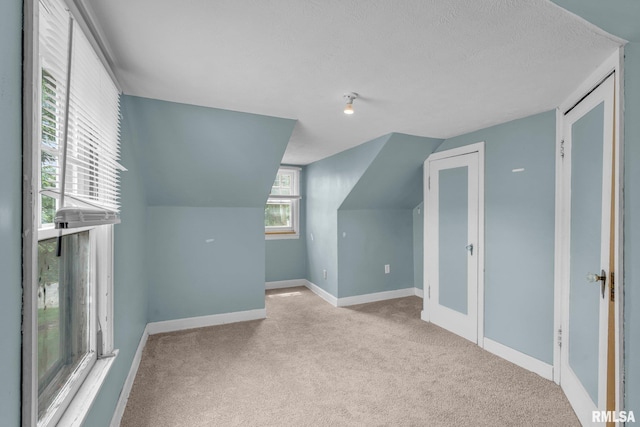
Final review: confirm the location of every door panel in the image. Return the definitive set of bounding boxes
[438,167,469,315]
[561,75,614,426]
[568,102,605,404]
[426,151,480,344]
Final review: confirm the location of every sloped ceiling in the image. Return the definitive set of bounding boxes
[340,134,443,210]
[86,0,622,165]
[122,95,296,207]
[306,134,389,210]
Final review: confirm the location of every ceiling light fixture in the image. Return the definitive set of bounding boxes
[343,92,358,115]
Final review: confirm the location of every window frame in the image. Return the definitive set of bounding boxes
[36,228,94,420]
[265,166,301,240]
[35,225,115,427]
[22,1,118,426]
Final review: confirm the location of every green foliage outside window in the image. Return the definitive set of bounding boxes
[265,203,291,227]
[41,70,58,225]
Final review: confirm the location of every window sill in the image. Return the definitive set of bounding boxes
[56,350,119,427]
[265,232,300,240]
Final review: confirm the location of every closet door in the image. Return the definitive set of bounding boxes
[560,74,615,426]
[424,144,483,344]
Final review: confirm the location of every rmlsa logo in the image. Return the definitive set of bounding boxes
[592,411,635,423]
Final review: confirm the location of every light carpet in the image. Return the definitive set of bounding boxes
[120,287,579,426]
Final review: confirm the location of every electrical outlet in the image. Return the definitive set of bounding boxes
[323,269,327,279]
[384,264,390,274]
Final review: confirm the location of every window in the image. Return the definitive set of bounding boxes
[37,231,91,420]
[265,167,301,239]
[24,0,122,425]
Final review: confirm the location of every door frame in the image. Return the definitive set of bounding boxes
[554,47,624,418]
[422,141,485,347]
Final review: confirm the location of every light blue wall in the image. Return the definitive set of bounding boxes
[122,95,296,207]
[437,110,556,364]
[123,95,293,322]
[340,134,443,210]
[335,133,442,298]
[337,210,414,298]
[413,203,424,290]
[265,238,307,282]
[306,133,441,298]
[265,167,307,282]
[552,0,640,412]
[147,207,265,321]
[305,135,388,295]
[83,103,150,426]
[0,0,23,424]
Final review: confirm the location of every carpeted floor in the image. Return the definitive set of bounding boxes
[120,287,579,426]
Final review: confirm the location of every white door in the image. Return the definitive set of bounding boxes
[560,74,615,426]
[424,144,483,344]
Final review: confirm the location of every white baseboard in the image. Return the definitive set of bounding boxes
[302,281,423,308]
[146,308,267,335]
[337,287,416,307]
[304,280,338,307]
[110,326,149,427]
[483,337,553,381]
[265,279,308,290]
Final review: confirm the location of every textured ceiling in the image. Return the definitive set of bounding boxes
[84,0,622,165]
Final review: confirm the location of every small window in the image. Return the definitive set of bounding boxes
[265,167,300,239]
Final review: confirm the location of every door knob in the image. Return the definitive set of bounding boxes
[586,269,606,298]
[465,244,473,256]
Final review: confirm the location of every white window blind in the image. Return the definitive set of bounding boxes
[39,0,122,229]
